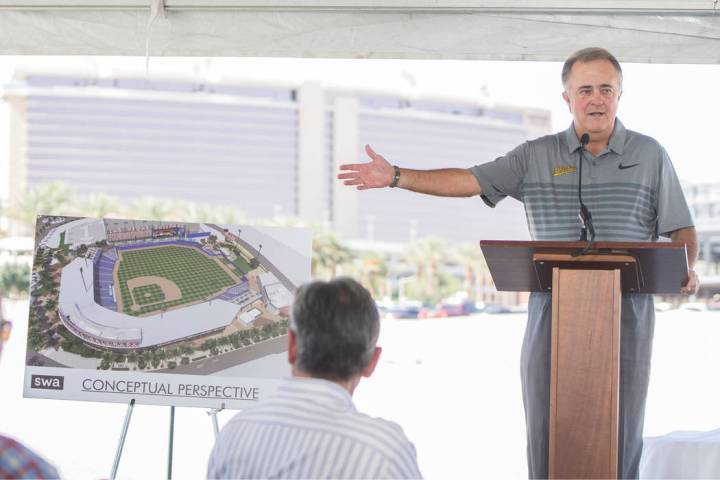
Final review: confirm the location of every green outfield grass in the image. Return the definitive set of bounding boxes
[117,245,235,316]
[132,284,166,306]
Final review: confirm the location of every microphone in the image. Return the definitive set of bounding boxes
[573,133,596,256]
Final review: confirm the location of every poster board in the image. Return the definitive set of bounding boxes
[23,215,311,409]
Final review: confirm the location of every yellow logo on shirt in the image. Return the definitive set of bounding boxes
[553,166,577,177]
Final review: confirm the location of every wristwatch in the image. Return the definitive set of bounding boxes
[389,165,401,188]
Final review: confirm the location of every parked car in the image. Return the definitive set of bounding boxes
[438,301,479,317]
[679,302,707,312]
[708,295,720,311]
[655,301,673,312]
[418,301,479,318]
[378,301,423,319]
[417,306,441,319]
[376,304,390,318]
[482,304,513,314]
[385,305,421,319]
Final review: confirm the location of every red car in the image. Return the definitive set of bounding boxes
[418,302,479,318]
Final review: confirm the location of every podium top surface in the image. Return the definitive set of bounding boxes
[479,240,688,294]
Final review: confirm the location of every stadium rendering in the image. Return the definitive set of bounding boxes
[46,217,295,351]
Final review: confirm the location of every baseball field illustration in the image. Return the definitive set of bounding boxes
[25,216,310,377]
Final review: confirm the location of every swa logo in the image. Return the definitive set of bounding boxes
[31,375,64,390]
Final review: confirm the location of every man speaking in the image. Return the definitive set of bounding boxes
[338,47,699,478]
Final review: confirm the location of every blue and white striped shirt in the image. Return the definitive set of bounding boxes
[207,377,422,479]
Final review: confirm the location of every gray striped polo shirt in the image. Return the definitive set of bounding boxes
[470,119,693,241]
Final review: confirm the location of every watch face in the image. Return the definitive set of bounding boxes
[390,166,401,187]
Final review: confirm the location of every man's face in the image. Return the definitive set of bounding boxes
[562,59,622,140]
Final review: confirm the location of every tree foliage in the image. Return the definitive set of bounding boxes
[0,263,31,299]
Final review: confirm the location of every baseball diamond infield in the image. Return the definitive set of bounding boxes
[128,276,183,307]
[132,284,166,305]
[114,245,239,316]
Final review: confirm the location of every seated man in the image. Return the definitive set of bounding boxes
[0,298,60,479]
[208,277,422,479]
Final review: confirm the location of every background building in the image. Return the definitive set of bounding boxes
[3,73,550,245]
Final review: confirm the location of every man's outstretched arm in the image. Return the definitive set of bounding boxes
[337,144,482,198]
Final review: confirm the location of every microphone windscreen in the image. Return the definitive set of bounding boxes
[580,133,590,146]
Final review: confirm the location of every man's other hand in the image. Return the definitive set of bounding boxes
[338,144,395,190]
[681,269,699,296]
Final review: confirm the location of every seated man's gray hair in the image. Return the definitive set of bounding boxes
[290,277,379,381]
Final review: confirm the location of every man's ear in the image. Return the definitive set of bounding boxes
[288,330,298,366]
[361,346,382,378]
[562,91,571,112]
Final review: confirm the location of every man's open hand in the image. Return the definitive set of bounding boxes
[337,145,395,190]
[681,269,699,296]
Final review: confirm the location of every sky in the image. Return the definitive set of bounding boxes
[1,55,720,203]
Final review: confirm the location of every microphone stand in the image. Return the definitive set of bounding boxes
[572,134,596,257]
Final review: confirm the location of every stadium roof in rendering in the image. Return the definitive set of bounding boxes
[41,217,107,250]
[58,258,240,349]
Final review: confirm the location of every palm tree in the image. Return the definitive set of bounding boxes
[100,351,113,369]
[4,182,75,231]
[157,348,167,366]
[127,351,138,364]
[127,197,179,221]
[180,343,195,357]
[349,250,388,300]
[0,263,31,299]
[27,325,46,351]
[207,205,248,225]
[137,352,148,369]
[77,192,122,218]
[311,228,354,279]
[404,237,448,303]
[150,350,161,369]
[453,243,489,302]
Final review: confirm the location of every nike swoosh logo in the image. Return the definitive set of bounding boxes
[618,163,640,170]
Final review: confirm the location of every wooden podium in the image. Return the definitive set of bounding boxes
[479,240,689,479]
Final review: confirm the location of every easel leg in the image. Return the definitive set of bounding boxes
[167,406,175,480]
[110,398,136,480]
[207,403,225,440]
[211,411,219,438]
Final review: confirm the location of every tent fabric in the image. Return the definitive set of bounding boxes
[0,3,719,61]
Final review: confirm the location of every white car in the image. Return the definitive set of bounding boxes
[654,302,673,312]
[679,302,707,312]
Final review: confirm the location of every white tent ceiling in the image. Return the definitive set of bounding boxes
[0,1,719,62]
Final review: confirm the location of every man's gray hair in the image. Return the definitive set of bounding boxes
[290,277,379,381]
[562,47,623,90]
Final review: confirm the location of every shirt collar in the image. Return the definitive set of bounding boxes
[608,119,627,154]
[564,118,627,155]
[278,376,355,411]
